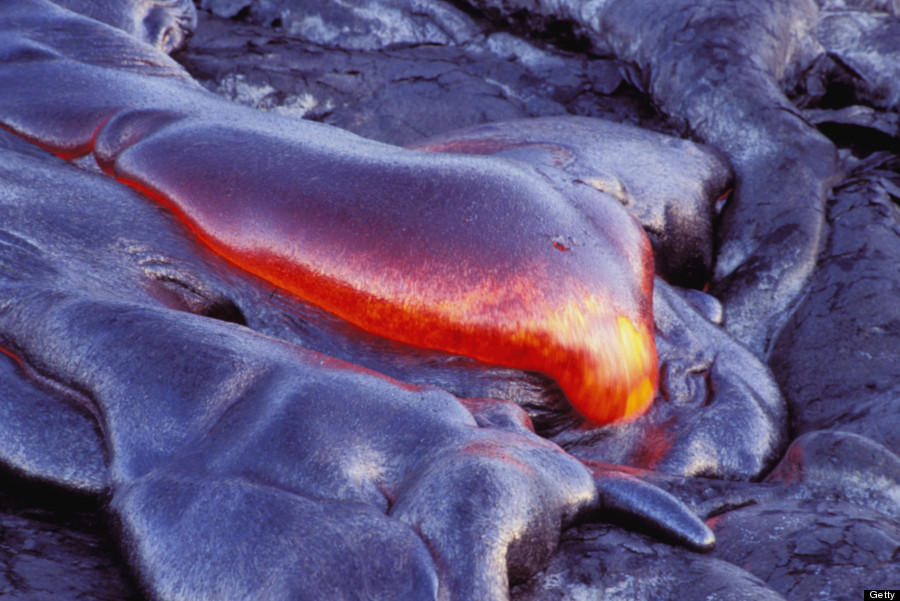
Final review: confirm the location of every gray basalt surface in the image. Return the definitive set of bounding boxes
[771,156,900,453]
[175,11,667,146]
[709,499,900,600]
[200,0,483,49]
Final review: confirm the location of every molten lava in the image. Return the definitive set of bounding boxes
[94,112,659,424]
[1,90,659,424]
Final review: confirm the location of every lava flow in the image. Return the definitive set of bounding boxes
[90,111,660,424]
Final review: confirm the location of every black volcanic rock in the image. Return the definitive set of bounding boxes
[709,499,900,599]
[200,0,483,49]
[771,156,900,454]
[0,471,142,601]
[174,11,671,147]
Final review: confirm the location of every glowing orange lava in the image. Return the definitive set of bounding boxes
[12,108,659,425]
[0,10,661,425]
[112,167,657,425]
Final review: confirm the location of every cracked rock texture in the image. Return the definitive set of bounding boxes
[513,524,789,601]
[771,157,900,454]
[708,499,900,599]
[175,11,671,147]
[200,0,483,49]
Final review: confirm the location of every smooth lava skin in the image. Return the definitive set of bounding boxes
[406,116,731,290]
[0,0,658,424]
